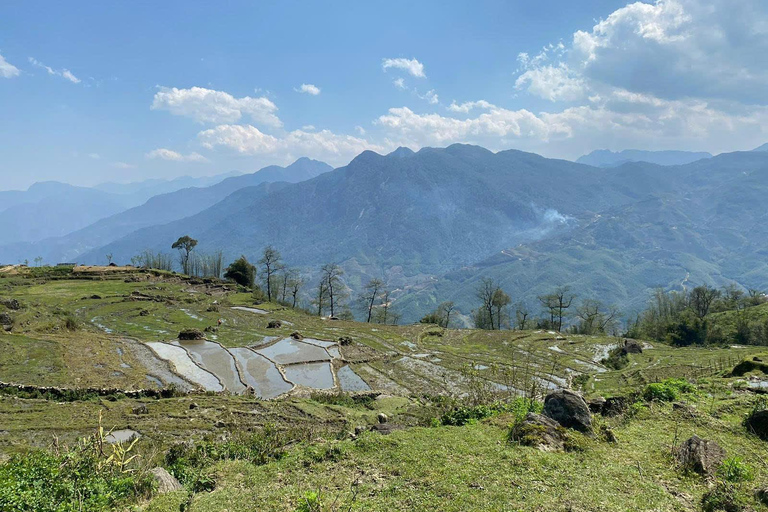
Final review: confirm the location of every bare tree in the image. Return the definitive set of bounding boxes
[289,273,305,309]
[539,286,575,332]
[476,278,497,330]
[439,301,455,328]
[313,279,329,316]
[514,302,530,330]
[258,246,284,302]
[359,278,384,323]
[320,263,346,317]
[575,299,620,334]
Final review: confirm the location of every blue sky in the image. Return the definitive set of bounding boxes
[1,0,767,190]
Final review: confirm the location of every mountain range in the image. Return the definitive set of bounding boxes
[2,144,768,325]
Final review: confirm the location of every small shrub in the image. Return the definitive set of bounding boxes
[717,457,754,483]
[164,423,290,491]
[701,482,749,512]
[601,346,629,370]
[643,378,695,402]
[294,491,322,512]
[439,398,542,427]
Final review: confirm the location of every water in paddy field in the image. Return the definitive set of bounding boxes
[300,338,338,348]
[337,365,371,392]
[230,347,293,398]
[174,340,246,393]
[283,362,335,389]
[256,338,331,364]
[146,342,223,392]
[105,429,140,444]
[231,306,268,315]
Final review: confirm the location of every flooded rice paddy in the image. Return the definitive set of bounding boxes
[146,336,370,398]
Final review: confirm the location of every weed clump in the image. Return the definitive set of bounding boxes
[702,482,749,512]
[164,424,291,492]
[0,414,151,512]
[643,378,696,402]
[438,398,542,427]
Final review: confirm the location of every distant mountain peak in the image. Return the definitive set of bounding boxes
[387,147,415,158]
[752,143,768,152]
[577,149,713,167]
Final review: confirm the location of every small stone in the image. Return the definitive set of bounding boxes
[132,404,148,415]
[267,320,282,329]
[150,467,183,494]
[214,420,226,428]
[377,413,388,424]
[189,402,198,410]
[290,331,303,340]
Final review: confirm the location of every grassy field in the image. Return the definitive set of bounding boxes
[1,266,767,511]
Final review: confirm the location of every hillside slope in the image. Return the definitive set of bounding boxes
[0,158,331,265]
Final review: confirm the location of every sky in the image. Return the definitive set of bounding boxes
[1,0,767,190]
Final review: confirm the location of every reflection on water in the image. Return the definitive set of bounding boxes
[230,347,293,399]
[284,362,335,389]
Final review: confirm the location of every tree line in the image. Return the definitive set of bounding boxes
[130,236,402,323]
[626,284,768,346]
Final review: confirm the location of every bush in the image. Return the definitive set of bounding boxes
[643,378,696,402]
[717,457,754,483]
[601,346,629,370]
[438,398,542,427]
[701,482,749,512]
[164,424,288,492]
[0,434,151,511]
[294,491,322,512]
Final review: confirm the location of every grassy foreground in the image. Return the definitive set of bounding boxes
[0,266,767,511]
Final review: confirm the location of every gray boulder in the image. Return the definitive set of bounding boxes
[745,410,768,440]
[509,413,566,451]
[675,435,725,475]
[150,467,183,494]
[543,389,592,433]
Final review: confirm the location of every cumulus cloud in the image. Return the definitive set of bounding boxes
[197,124,385,165]
[375,95,768,156]
[28,57,80,83]
[0,53,20,78]
[295,83,321,95]
[382,57,426,78]
[516,0,768,105]
[515,63,586,102]
[146,148,209,162]
[151,86,282,127]
[447,100,494,113]
[393,77,406,90]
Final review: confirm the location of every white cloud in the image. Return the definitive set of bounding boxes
[515,63,586,102]
[447,100,494,113]
[87,153,100,160]
[355,126,366,135]
[421,89,439,105]
[393,78,406,90]
[375,93,768,157]
[28,57,80,83]
[516,0,768,105]
[295,83,321,95]
[382,58,426,78]
[0,53,20,78]
[197,124,385,165]
[151,86,282,127]
[112,162,136,169]
[146,148,209,162]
